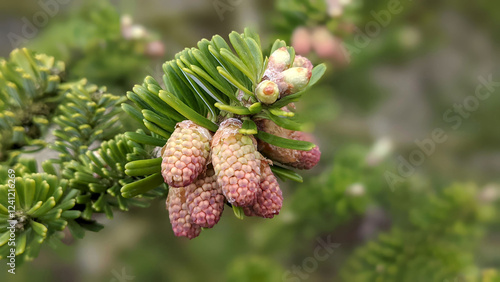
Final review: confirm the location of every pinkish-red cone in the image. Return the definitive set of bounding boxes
[244,159,283,218]
[289,131,321,170]
[166,187,201,239]
[256,119,321,170]
[212,118,261,207]
[186,166,225,228]
[161,120,212,187]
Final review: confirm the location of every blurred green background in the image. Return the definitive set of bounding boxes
[0,0,499,281]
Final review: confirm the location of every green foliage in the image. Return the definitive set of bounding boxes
[28,0,160,94]
[61,133,166,221]
[0,168,78,264]
[480,269,500,282]
[51,80,126,162]
[0,48,65,161]
[0,2,496,276]
[288,145,373,239]
[49,79,165,221]
[226,256,284,282]
[275,0,362,37]
[340,183,492,282]
[0,54,166,262]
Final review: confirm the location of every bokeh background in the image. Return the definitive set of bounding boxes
[0,0,499,281]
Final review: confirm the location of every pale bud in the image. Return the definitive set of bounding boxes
[311,26,338,59]
[267,47,291,73]
[347,183,365,197]
[255,80,279,104]
[479,184,500,203]
[326,0,343,17]
[121,15,133,39]
[130,25,147,40]
[365,137,393,166]
[291,27,312,55]
[121,15,133,28]
[277,67,312,96]
[146,40,165,58]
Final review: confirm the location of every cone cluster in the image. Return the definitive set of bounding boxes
[162,119,283,239]
[161,49,321,239]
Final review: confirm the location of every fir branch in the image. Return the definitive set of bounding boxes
[121,30,326,198]
[340,183,492,281]
[51,80,125,162]
[0,48,65,161]
[61,133,166,220]
[0,170,78,265]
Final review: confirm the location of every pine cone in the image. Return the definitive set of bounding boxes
[244,159,283,218]
[256,119,320,170]
[161,120,212,187]
[166,187,201,239]
[212,118,261,207]
[186,165,225,228]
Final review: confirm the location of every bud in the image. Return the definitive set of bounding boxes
[291,27,312,55]
[161,120,212,187]
[265,47,291,78]
[212,118,261,207]
[292,55,313,72]
[311,26,339,59]
[346,183,365,197]
[256,119,320,170]
[130,25,147,40]
[244,159,283,218]
[255,80,279,104]
[276,67,312,97]
[121,15,133,39]
[121,15,133,28]
[365,137,393,166]
[326,0,344,17]
[145,40,165,58]
[166,187,201,239]
[479,184,500,203]
[186,166,225,228]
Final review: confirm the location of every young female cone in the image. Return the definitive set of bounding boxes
[161,120,212,187]
[256,119,320,170]
[186,165,225,228]
[243,158,283,218]
[211,118,261,207]
[166,187,201,239]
